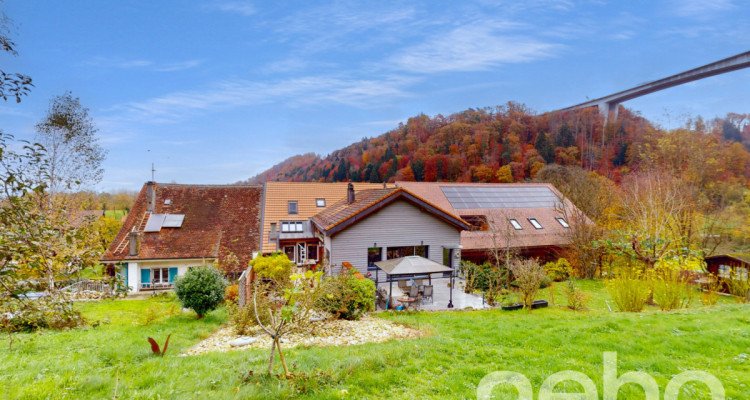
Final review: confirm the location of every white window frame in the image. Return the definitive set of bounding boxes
[280,221,303,233]
[153,268,169,284]
[528,218,543,229]
[556,217,570,228]
[718,264,731,279]
[509,219,523,230]
[316,198,326,207]
[735,267,748,282]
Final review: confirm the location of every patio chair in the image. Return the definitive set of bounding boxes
[422,285,433,304]
[398,280,408,290]
[409,285,419,299]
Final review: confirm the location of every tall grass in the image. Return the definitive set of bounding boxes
[607,276,648,312]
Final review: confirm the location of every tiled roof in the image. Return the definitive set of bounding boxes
[260,182,389,253]
[101,183,262,270]
[311,187,470,236]
[395,182,581,250]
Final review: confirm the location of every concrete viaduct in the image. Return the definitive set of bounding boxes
[560,50,750,123]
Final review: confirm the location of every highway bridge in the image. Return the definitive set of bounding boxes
[560,50,750,123]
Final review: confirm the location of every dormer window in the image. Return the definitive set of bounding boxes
[556,217,570,228]
[288,201,298,215]
[462,215,490,231]
[528,218,543,229]
[509,219,523,230]
[281,221,304,233]
[316,198,326,207]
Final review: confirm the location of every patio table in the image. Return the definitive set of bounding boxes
[397,297,418,310]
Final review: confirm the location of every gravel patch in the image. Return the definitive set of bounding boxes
[182,315,421,356]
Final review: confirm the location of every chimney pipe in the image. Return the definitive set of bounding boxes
[347,183,355,204]
[128,232,139,256]
[146,181,156,212]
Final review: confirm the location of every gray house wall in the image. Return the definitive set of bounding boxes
[324,199,461,275]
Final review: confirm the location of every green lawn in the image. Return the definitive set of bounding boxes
[1,282,749,399]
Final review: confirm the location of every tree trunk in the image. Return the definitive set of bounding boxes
[45,262,55,294]
[275,337,290,377]
[267,338,276,375]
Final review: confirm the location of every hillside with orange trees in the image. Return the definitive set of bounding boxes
[244,103,750,194]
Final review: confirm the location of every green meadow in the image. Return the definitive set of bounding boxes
[2,281,748,399]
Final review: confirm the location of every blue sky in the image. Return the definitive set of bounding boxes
[1,0,749,191]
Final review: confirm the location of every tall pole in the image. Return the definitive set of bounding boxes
[448,251,455,308]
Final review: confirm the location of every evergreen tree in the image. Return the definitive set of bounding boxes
[555,122,575,148]
[534,131,554,163]
[410,159,425,181]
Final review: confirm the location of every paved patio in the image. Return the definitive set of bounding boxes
[376,277,488,311]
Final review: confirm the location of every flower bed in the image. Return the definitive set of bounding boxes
[183,315,421,356]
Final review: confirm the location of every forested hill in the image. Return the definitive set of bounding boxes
[243,102,750,186]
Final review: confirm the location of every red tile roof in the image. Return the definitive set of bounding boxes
[311,187,470,236]
[101,182,262,270]
[395,182,581,250]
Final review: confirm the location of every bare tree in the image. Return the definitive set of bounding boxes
[35,92,106,193]
[616,170,693,272]
[252,269,321,377]
[535,164,613,278]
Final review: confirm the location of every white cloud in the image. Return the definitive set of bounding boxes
[155,60,203,72]
[673,0,735,17]
[208,1,256,16]
[106,75,416,123]
[390,23,557,73]
[82,57,202,72]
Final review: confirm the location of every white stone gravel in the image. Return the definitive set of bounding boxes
[182,315,421,356]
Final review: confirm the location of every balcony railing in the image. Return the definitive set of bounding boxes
[139,282,173,291]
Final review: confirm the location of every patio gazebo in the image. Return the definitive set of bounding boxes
[374,256,455,309]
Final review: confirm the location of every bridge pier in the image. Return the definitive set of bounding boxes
[597,101,619,124]
[559,50,750,122]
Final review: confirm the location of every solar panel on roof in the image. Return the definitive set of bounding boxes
[163,214,184,228]
[144,214,167,232]
[440,186,561,209]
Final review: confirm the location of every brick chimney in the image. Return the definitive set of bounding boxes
[347,183,355,204]
[146,181,156,212]
[128,231,140,256]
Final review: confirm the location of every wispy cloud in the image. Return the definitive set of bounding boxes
[207,1,256,16]
[273,3,419,53]
[106,75,416,123]
[82,57,202,72]
[390,22,557,73]
[162,139,200,145]
[672,0,735,18]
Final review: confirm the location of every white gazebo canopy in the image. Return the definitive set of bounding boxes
[375,256,453,276]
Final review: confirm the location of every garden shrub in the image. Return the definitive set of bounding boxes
[723,277,750,303]
[227,287,274,335]
[544,258,572,282]
[315,271,375,320]
[508,259,546,311]
[652,275,690,310]
[700,279,721,305]
[564,280,590,311]
[174,266,227,319]
[225,284,239,304]
[250,252,293,281]
[0,297,85,332]
[607,276,648,312]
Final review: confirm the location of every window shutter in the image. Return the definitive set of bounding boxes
[120,265,129,284]
[141,268,151,284]
[169,268,178,283]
